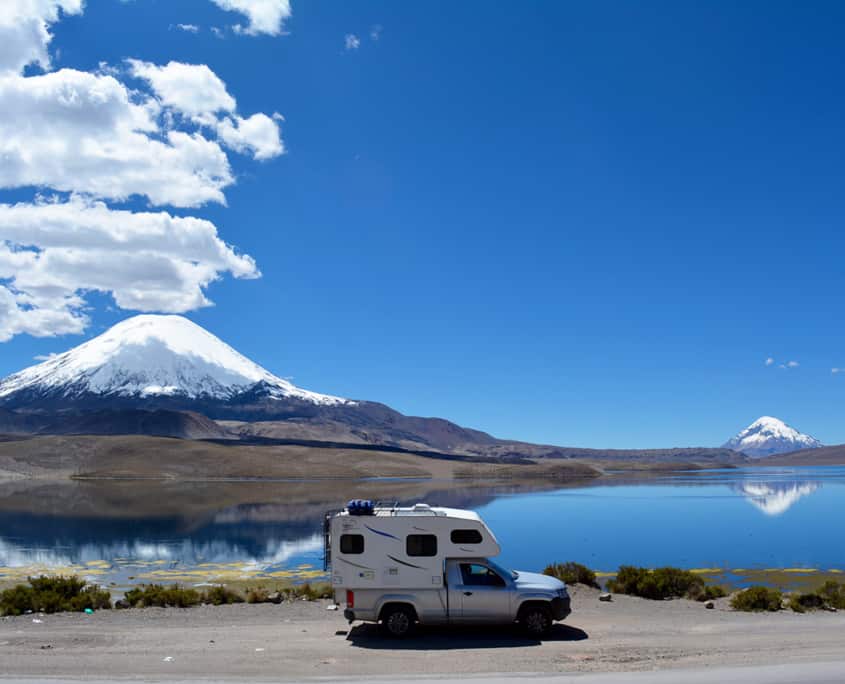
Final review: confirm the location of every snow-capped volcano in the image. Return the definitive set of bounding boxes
[0,315,350,406]
[723,416,822,457]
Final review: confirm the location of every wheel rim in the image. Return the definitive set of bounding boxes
[526,612,547,633]
[388,612,410,634]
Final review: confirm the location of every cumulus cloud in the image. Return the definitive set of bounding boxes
[0,68,234,207]
[0,0,83,74]
[0,197,259,341]
[765,357,774,366]
[216,112,284,159]
[128,60,284,160]
[175,23,200,33]
[210,0,291,36]
[0,1,285,340]
[344,34,361,51]
[128,60,236,118]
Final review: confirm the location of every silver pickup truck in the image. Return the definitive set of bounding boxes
[343,556,571,637]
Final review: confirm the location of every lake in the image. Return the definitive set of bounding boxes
[1,466,843,588]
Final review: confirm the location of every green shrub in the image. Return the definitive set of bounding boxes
[543,562,600,589]
[818,581,845,609]
[607,566,710,600]
[691,584,728,602]
[203,585,243,605]
[0,576,111,616]
[246,586,270,604]
[730,586,783,612]
[124,584,201,608]
[789,581,845,612]
[789,592,825,613]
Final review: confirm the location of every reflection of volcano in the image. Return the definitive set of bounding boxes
[734,481,820,515]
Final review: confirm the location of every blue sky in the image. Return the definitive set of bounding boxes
[1,1,844,449]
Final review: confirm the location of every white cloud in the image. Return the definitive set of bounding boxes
[129,60,236,118]
[0,68,234,207]
[216,112,284,159]
[0,196,259,341]
[209,0,291,36]
[34,352,59,361]
[0,0,83,74]
[832,368,843,375]
[175,23,200,33]
[345,34,361,51]
[765,357,774,366]
[786,360,799,368]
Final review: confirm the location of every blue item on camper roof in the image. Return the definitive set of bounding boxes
[346,499,375,516]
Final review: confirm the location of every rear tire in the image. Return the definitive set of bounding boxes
[520,604,552,637]
[379,605,415,638]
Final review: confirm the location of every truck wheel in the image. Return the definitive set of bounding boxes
[380,605,415,638]
[520,604,552,637]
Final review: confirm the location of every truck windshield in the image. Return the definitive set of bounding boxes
[485,559,518,580]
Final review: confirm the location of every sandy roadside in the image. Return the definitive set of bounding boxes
[1,586,844,680]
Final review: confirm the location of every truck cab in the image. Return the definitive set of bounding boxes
[325,500,571,637]
[445,558,570,626]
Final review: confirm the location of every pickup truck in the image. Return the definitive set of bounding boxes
[343,556,571,637]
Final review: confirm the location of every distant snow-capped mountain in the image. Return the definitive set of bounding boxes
[723,416,822,457]
[0,315,350,407]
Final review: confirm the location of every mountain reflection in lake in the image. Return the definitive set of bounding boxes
[733,481,820,516]
[1,466,843,586]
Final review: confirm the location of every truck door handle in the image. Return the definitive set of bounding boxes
[463,591,473,596]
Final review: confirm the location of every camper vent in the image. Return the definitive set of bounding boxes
[346,499,375,516]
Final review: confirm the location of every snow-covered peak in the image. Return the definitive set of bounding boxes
[723,416,822,457]
[0,314,351,406]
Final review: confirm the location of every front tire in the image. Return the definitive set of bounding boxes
[380,605,415,638]
[520,604,552,637]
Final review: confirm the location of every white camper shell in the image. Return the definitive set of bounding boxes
[325,500,571,638]
[328,502,501,591]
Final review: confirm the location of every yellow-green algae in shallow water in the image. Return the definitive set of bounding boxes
[0,558,329,590]
[586,567,845,593]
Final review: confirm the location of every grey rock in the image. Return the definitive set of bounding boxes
[599,593,612,602]
[704,600,715,609]
[267,592,282,604]
[114,598,131,610]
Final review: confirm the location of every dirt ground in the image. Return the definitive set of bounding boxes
[1,586,844,681]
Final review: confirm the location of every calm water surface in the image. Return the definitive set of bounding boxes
[1,466,843,587]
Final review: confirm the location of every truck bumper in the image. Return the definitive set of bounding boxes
[551,596,571,621]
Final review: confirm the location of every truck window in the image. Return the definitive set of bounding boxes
[460,563,506,588]
[406,534,437,557]
[450,529,483,544]
[340,534,364,554]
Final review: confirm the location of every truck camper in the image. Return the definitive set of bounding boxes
[325,500,571,637]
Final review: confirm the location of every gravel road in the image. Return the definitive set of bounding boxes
[2,587,844,681]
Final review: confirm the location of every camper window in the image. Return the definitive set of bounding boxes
[450,529,483,544]
[340,534,364,554]
[406,534,437,557]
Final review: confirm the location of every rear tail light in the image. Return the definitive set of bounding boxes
[346,590,354,608]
